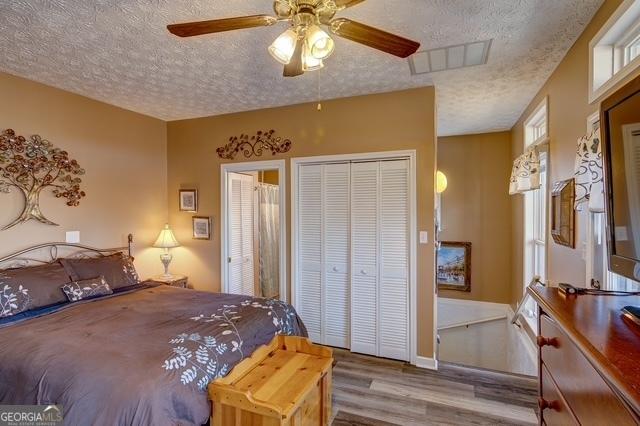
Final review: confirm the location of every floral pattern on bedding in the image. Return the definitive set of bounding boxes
[163,298,298,390]
[61,276,113,302]
[0,274,32,318]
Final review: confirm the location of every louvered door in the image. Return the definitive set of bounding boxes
[323,163,350,348]
[350,161,380,356]
[227,172,255,296]
[379,159,410,360]
[296,164,323,343]
[295,156,411,361]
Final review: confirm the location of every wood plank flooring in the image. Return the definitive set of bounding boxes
[331,349,538,426]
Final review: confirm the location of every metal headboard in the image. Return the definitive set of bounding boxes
[0,234,133,270]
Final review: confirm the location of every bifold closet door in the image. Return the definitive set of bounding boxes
[379,160,410,361]
[323,163,350,348]
[296,164,323,343]
[350,161,379,356]
[350,159,410,361]
[228,172,255,296]
[296,163,351,347]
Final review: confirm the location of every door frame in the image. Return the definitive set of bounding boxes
[221,160,287,301]
[291,150,418,365]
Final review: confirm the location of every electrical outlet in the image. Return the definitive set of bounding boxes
[65,231,80,244]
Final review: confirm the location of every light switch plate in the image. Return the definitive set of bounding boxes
[65,231,80,244]
[419,231,429,244]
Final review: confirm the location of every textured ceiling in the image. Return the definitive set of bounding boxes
[0,0,602,136]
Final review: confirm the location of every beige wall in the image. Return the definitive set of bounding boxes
[0,72,168,279]
[510,0,640,306]
[438,132,513,304]
[167,87,438,358]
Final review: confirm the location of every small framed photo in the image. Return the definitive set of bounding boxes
[192,216,211,240]
[437,241,472,292]
[179,189,198,212]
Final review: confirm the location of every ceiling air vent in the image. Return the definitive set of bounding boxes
[409,39,492,75]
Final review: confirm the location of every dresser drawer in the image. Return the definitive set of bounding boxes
[540,313,636,425]
[541,364,577,425]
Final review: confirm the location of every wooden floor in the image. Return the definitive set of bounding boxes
[330,349,539,426]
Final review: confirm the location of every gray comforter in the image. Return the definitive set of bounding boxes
[0,284,307,425]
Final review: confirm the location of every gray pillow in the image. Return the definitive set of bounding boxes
[0,262,72,317]
[60,253,139,290]
[61,276,113,302]
[0,281,32,318]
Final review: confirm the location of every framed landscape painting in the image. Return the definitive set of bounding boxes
[437,241,471,292]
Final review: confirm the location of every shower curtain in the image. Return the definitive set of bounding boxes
[258,183,280,299]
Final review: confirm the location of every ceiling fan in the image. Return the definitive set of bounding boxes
[167,0,420,77]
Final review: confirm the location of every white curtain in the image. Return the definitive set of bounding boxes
[258,183,280,299]
[509,146,541,195]
[574,128,604,212]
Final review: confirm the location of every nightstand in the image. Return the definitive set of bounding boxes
[151,275,189,289]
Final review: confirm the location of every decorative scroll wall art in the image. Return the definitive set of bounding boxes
[0,129,86,230]
[216,130,292,160]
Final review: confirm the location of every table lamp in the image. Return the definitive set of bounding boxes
[153,224,180,279]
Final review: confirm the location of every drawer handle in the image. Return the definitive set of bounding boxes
[537,336,559,348]
[332,266,339,272]
[361,270,367,275]
[538,397,560,411]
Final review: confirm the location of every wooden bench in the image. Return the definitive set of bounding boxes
[209,335,333,426]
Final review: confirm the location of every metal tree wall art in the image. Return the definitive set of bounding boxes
[0,129,86,230]
[216,130,292,160]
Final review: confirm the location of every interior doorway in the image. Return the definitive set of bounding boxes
[221,160,286,301]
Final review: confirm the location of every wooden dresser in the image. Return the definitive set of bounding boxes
[530,286,640,425]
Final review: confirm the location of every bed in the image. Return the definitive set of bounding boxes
[0,238,307,426]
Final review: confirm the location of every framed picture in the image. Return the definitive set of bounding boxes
[551,178,575,248]
[179,189,198,212]
[437,241,471,292]
[192,216,211,240]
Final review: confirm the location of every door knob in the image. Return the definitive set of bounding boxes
[538,397,560,411]
[537,336,559,348]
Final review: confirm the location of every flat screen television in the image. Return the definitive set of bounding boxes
[601,74,640,285]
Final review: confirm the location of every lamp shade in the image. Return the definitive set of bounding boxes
[153,224,180,248]
[436,170,448,194]
[306,25,334,60]
[268,29,298,65]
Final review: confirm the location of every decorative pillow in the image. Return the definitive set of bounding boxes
[0,262,72,317]
[60,253,139,290]
[61,276,113,302]
[0,281,32,318]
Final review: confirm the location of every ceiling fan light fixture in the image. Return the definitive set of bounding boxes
[306,25,335,59]
[302,43,324,71]
[268,28,299,64]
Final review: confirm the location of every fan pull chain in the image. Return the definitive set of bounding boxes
[317,71,322,111]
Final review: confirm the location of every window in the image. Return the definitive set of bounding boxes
[584,114,640,293]
[587,211,640,292]
[625,32,640,64]
[524,100,548,147]
[589,0,640,102]
[521,98,549,332]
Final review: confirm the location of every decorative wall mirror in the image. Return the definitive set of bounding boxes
[551,178,576,248]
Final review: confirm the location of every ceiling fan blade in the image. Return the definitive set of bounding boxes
[334,0,367,9]
[329,18,420,58]
[283,38,304,77]
[167,15,278,37]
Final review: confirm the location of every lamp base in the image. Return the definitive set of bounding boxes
[160,251,173,279]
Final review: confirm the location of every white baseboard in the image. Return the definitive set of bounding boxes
[415,355,438,370]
